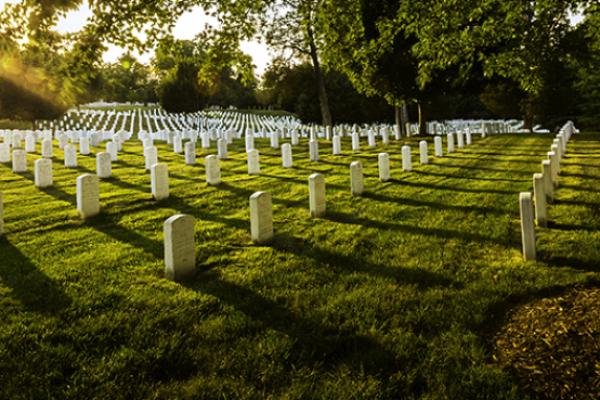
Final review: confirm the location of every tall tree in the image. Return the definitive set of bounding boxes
[260,0,333,126]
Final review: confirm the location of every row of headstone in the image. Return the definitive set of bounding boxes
[519,121,574,261]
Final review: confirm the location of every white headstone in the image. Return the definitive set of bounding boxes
[185,142,196,165]
[309,140,319,161]
[173,136,183,153]
[402,145,412,171]
[107,142,118,161]
[541,160,553,203]
[309,173,326,217]
[145,146,158,171]
[368,130,376,147]
[217,138,228,159]
[247,149,260,175]
[34,158,53,188]
[77,173,100,219]
[548,151,558,186]
[282,143,293,168]
[378,153,390,181]
[245,133,255,151]
[332,135,342,155]
[533,173,547,228]
[164,214,196,281]
[434,136,443,157]
[205,155,221,186]
[350,161,364,196]
[519,192,536,261]
[41,139,53,158]
[59,134,69,149]
[0,143,11,163]
[96,152,112,179]
[201,131,210,149]
[12,150,27,173]
[25,133,36,153]
[352,132,360,151]
[456,132,464,148]
[270,131,279,149]
[381,128,390,145]
[291,129,299,146]
[151,163,169,200]
[466,132,472,145]
[79,137,90,155]
[419,140,428,164]
[250,191,273,244]
[64,144,77,168]
[446,133,455,153]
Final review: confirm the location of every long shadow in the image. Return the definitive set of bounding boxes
[271,232,461,289]
[322,210,517,247]
[217,182,307,209]
[554,198,600,208]
[558,172,600,180]
[445,154,540,164]
[0,237,71,313]
[537,253,600,273]
[547,221,600,232]
[411,169,527,183]
[184,271,400,375]
[428,162,532,176]
[388,178,517,195]
[361,191,507,215]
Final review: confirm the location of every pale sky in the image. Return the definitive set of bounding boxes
[0,0,585,75]
[0,0,272,75]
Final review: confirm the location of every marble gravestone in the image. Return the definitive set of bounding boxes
[12,150,27,173]
[350,161,364,196]
[282,143,293,168]
[205,155,221,186]
[164,214,196,281]
[419,141,428,164]
[96,152,112,179]
[434,136,443,157]
[519,192,536,261]
[64,144,77,168]
[247,149,260,175]
[77,173,100,219]
[332,135,342,155]
[250,191,273,244]
[151,163,169,201]
[378,153,390,182]
[0,143,10,163]
[402,145,412,171]
[185,142,196,165]
[34,158,53,188]
[308,173,326,217]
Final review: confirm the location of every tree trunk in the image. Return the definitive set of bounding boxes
[307,26,332,127]
[394,106,402,136]
[418,102,427,135]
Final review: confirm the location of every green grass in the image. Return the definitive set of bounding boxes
[1,132,599,399]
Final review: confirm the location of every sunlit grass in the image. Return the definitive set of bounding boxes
[0,131,599,399]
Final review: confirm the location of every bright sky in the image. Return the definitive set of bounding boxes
[0,0,585,76]
[0,0,272,75]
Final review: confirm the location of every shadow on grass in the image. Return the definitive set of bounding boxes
[428,162,532,176]
[0,237,71,313]
[411,169,527,183]
[184,270,402,376]
[388,178,517,195]
[361,191,507,215]
[322,210,517,247]
[271,232,460,289]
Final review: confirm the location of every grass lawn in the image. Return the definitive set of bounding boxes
[0,131,599,399]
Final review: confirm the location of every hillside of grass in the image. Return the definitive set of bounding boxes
[1,131,599,399]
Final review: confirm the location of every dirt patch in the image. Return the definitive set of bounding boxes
[494,287,600,399]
